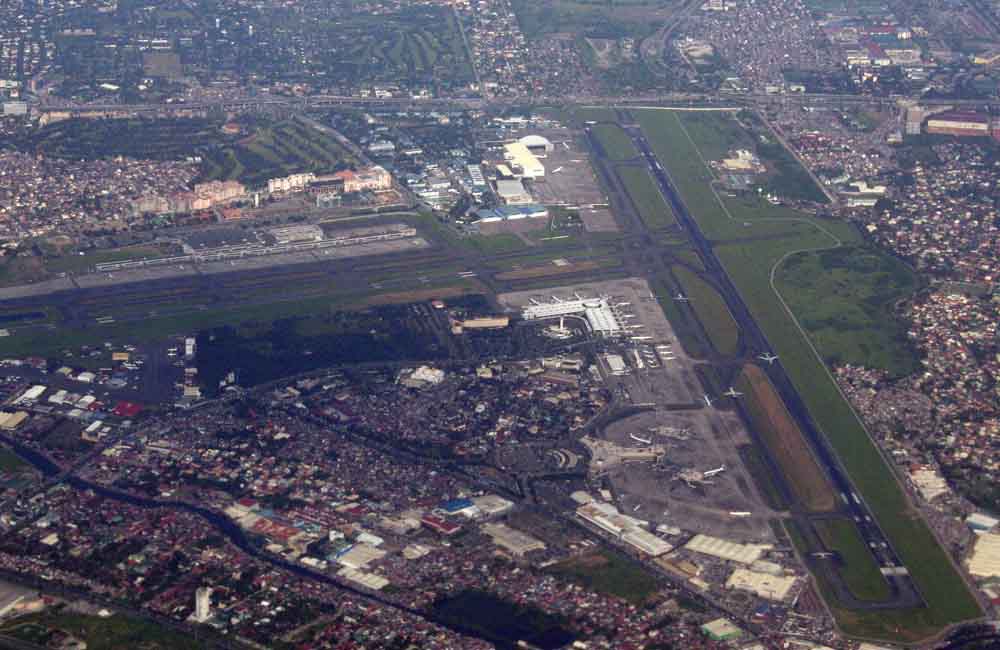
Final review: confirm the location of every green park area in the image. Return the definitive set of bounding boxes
[634,107,981,639]
[548,550,660,605]
[671,265,738,355]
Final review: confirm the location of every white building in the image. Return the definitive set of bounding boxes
[522,297,623,337]
[495,179,533,205]
[684,534,772,565]
[503,142,545,178]
[725,568,796,601]
[194,587,212,623]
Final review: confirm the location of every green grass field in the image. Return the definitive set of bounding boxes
[617,166,676,229]
[635,108,981,640]
[0,275,483,359]
[1,611,206,650]
[592,124,639,160]
[671,265,738,355]
[548,550,659,605]
[815,518,893,602]
[0,448,27,473]
[200,118,356,187]
[44,245,171,275]
[775,246,921,378]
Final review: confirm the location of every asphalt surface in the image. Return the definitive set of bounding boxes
[620,121,924,610]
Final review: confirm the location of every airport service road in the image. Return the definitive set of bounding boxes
[621,122,924,610]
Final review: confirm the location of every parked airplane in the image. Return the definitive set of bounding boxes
[630,433,652,445]
[630,335,653,341]
[758,353,779,364]
[674,293,689,302]
[552,166,563,174]
[724,387,743,398]
[703,394,713,407]
[703,465,726,478]
[811,552,835,559]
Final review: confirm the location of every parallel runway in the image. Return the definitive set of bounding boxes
[622,123,923,610]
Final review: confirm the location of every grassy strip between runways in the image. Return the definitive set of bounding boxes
[736,364,837,512]
[815,518,893,602]
[617,166,677,229]
[592,123,640,161]
[671,265,739,356]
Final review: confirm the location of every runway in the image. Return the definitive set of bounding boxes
[620,123,924,610]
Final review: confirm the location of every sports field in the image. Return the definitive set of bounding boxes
[634,108,981,639]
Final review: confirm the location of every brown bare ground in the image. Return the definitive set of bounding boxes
[737,364,837,512]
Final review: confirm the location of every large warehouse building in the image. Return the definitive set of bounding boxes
[683,534,772,565]
[503,142,545,178]
[925,111,990,137]
[521,296,623,336]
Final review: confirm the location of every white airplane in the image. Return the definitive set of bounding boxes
[529,298,542,305]
[552,166,563,174]
[562,142,570,150]
[724,387,743,398]
[630,433,652,445]
[703,465,726,478]
[551,295,564,303]
[633,504,642,512]
[703,394,713,407]
[758,353,779,364]
[812,552,835,559]
[630,335,653,341]
[674,293,689,302]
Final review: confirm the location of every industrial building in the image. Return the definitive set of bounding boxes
[472,205,550,235]
[518,134,555,156]
[925,111,990,137]
[495,179,533,205]
[503,142,545,179]
[0,411,28,430]
[576,498,673,557]
[683,534,772,565]
[522,296,624,337]
[967,532,1000,578]
[622,528,674,557]
[482,523,546,557]
[725,568,796,601]
[269,224,325,245]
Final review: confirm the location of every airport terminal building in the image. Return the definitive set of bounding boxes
[521,297,623,337]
